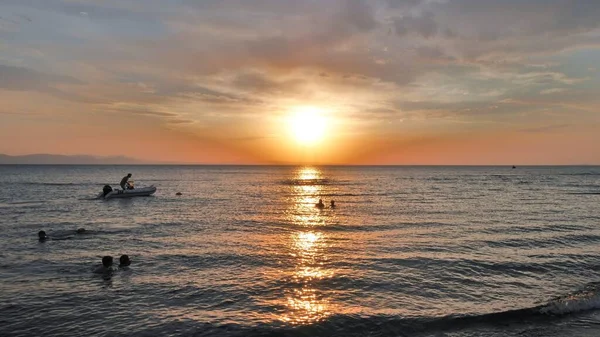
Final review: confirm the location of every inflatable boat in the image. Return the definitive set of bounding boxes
[98,184,156,199]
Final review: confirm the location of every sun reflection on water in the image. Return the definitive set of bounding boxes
[294,231,320,251]
[298,167,320,181]
[282,287,331,325]
[280,167,334,325]
[286,167,327,227]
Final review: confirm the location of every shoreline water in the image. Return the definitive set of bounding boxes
[1,165,599,336]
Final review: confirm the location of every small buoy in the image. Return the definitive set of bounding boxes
[176,192,182,196]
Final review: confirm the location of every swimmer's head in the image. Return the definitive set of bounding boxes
[119,255,131,267]
[76,228,86,234]
[331,200,335,206]
[38,230,47,240]
[102,256,113,268]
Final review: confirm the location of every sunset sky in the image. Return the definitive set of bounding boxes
[1,0,599,164]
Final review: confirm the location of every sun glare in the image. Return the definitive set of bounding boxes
[288,106,327,145]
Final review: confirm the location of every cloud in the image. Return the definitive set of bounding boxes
[166,118,195,125]
[540,88,567,95]
[16,14,32,22]
[0,64,92,102]
[392,12,438,38]
[0,64,82,89]
[519,124,572,133]
[335,0,377,32]
[428,0,600,59]
[2,0,600,164]
[107,104,178,118]
[230,71,305,95]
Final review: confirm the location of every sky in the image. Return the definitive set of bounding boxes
[0,0,599,164]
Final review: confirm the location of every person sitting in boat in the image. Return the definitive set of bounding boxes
[316,199,325,208]
[120,173,133,190]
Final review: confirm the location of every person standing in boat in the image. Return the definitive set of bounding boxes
[120,173,132,190]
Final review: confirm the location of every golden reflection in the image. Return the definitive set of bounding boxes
[281,288,332,324]
[281,231,334,324]
[281,166,334,325]
[287,167,328,227]
[295,231,320,251]
[298,167,320,181]
[298,184,318,195]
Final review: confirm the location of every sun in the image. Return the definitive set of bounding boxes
[287,106,327,145]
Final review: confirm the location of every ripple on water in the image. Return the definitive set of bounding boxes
[1,166,600,337]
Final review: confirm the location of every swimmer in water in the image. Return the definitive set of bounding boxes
[38,228,87,241]
[119,255,131,268]
[94,256,114,274]
[330,200,336,208]
[316,199,325,208]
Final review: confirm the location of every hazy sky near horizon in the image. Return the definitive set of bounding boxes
[1,0,599,164]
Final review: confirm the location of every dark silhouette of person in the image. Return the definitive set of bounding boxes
[94,256,114,274]
[38,228,87,241]
[119,255,131,268]
[120,173,132,190]
[316,199,325,208]
[330,200,336,208]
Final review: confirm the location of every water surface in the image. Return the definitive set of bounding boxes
[1,165,600,336]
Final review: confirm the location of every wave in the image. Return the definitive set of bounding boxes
[78,197,101,201]
[5,181,128,187]
[352,256,578,279]
[540,282,600,315]
[307,193,369,197]
[480,232,600,249]
[281,178,332,186]
[127,282,600,337]
[0,200,48,208]
[558,172,600,176]
[153,252,276,270]
[200,282,600,337]
[323,221,454,233]
[10,182,81,186]
[280,178,356,187]
[1,200,46,205]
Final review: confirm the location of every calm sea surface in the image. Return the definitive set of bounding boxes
[1,165,600,337]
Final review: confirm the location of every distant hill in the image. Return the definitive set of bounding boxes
[0,154,149,165]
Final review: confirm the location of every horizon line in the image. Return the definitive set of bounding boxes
[1,163,599,167]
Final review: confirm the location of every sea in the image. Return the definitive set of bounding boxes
[1,165,600,337]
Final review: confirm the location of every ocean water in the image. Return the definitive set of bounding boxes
[1,165,600,337]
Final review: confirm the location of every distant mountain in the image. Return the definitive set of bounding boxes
[0,154,149,165]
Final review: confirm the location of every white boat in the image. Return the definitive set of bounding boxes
[98,184,156,199]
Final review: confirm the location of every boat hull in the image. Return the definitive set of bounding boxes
[102,186,156,199]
